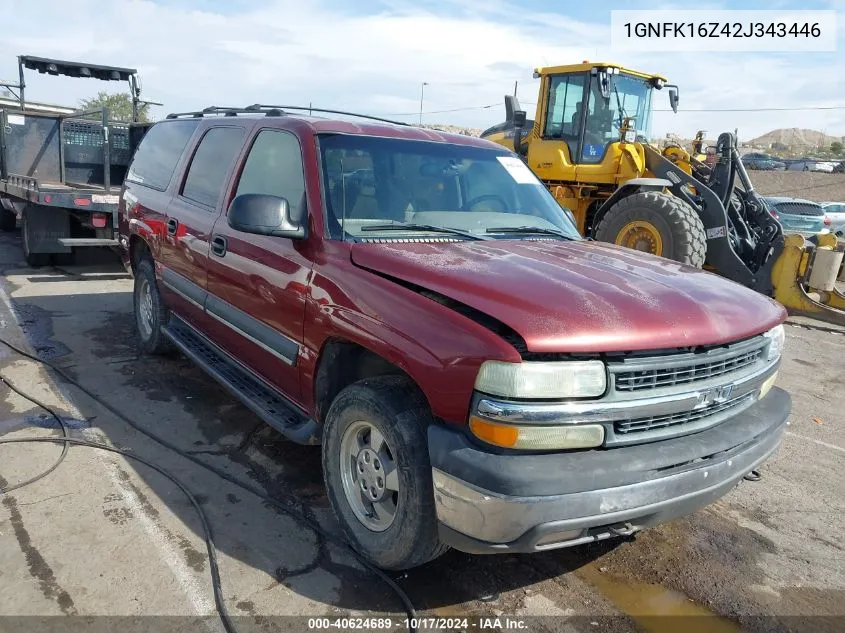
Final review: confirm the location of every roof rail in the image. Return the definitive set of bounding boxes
[165,106,255,119]
[165,104,408,126]
[246,104,408,126]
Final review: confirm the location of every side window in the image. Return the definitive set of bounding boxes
[126,120,199,191]
[181,127,247,209]
[235,130,306,221]
[542,73,586,162]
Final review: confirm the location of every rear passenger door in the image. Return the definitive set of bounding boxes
[157,124,249,327]
[204,128,311,403]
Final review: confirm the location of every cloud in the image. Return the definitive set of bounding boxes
[0,0,841,139]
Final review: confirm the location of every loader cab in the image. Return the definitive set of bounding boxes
[539,64,659,167]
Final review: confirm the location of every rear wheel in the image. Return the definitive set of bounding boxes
[21,208,51,268]
[133,257,174,355]
[0,208,16,232]
[594,191,707,267]
[322,376,448,570]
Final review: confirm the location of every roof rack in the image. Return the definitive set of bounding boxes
[165,104,408,126]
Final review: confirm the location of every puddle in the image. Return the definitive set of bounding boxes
[579,564,741,633]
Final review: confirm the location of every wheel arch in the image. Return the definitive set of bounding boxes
[590,178,673,238]
[312,337,425,427]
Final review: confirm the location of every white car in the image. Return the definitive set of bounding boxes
[821,202,845,234]
[787,158,836,173]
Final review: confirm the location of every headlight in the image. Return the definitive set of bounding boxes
[469,417,605,450]
[474,360,607,399]
[762,324,785,361]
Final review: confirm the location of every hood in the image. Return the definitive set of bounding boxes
[350,240,786,354]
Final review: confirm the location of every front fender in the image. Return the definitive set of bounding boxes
[302,266,522,425]
[591,178,673,236]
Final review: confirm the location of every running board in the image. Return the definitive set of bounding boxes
[58,238,120,246]
[162,316,320,445]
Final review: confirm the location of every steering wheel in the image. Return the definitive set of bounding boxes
[461,194,509,212]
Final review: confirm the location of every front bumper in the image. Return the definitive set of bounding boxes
[429,386,790,554]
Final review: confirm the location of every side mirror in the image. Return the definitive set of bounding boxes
[513,110,527,129]
[667,85,679,113]
[227,193,305,239]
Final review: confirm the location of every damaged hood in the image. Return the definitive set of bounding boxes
[350,239,786,354]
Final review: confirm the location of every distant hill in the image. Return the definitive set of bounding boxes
[422,124,482,136]
[747,128,844,150]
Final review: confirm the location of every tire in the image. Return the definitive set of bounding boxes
[51,251,76,267]
[594,191,707,268]
[0,207,16,232]
[21,208,51,268]
[133,257,175,355]
[322,375,448,570]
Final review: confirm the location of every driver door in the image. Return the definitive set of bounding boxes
[526,72,587,182]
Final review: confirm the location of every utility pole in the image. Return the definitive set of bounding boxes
[419,82,428,126]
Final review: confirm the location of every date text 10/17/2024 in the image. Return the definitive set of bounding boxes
[307,617,529,630]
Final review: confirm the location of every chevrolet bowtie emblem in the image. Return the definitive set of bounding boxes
[696,384,734,408]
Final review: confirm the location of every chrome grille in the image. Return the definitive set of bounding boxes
[615,393,755,435]
[614,349,763,392]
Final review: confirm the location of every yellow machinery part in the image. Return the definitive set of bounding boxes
[614,220,664,256]
[771,234,845,326]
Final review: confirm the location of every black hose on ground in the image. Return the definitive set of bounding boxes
[0,433,237,633]
[0,336,417,632]
[0,374,69,493]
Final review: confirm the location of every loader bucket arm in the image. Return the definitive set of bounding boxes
[643,144,784,296]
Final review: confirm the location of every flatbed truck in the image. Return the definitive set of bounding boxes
[0,55,152,265]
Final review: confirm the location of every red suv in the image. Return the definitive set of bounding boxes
[118,105,791,570]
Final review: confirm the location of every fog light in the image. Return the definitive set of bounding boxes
[469,416,605,450]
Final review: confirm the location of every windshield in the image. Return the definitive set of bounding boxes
[581,73,653,163]
[318,134,582,241]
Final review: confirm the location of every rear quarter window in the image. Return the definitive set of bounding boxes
[126,120,200,191]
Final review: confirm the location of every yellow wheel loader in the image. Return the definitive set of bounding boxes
[481,61,845,324]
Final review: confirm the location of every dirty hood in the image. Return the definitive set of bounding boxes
[350,240,786,353]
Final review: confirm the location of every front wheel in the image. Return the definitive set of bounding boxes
[322,376,448,570]
[594,191,707,268]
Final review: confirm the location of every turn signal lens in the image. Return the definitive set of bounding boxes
[469,416,605,450]
[469,416,519,447]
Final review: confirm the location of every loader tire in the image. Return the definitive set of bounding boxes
[594,191,707,268]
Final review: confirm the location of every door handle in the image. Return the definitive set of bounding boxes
[211,235,227,257]
[167,218,178,236]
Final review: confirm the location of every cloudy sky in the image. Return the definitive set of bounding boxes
[0,0,842,140]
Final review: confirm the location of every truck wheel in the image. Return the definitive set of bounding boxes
[21,209,51,268]
[52,252,76,267]
[0,208,16,232]
[133,257,174,355]
[594,191,707,268]
[322,375,448,570]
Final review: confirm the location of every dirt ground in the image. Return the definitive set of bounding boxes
[0,231,843,633]
[748,170,845,203]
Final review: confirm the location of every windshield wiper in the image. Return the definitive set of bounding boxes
[360,222,488,241]
[485,226,578,240]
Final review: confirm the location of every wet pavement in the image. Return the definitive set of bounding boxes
[0,230,843,632]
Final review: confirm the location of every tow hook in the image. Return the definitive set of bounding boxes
[743,470,762,482]
[608,522,637,537]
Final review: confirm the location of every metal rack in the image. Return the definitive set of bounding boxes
[165,104,408,126]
